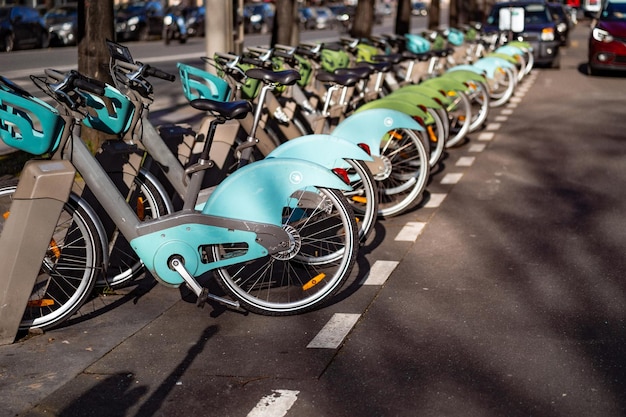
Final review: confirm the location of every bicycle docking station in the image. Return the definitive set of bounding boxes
[0,160,75,345]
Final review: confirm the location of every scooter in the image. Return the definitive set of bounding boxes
[163,8,187,45]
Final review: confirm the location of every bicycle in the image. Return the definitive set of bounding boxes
[0,68,359,329]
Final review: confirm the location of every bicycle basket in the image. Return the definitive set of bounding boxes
[355,43,379,63]
[320,48,350,73]
[0,77,66,155]
[80,84,135,135]
[404,34,431,54]
[177,63,232,103]
[447,28,465,46]
[294,54,313,88]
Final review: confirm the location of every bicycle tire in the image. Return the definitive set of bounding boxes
[343,158,378,243]
[444,90,472,148]
[0,180,102,331]
[426,108,447,167]
[210,187,358,315]
[468,81,491,133]
[376,127,431,218]
[488,67,516,108]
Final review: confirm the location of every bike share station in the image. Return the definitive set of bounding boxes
[0,160,75,345]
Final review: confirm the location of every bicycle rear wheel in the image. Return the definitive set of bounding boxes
[376,128,431,218]
[210,187,358,315]
[343,159,378,243]
[445,90,472,148]
[0,180,102,331]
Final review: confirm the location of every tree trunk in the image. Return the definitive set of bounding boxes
[271,0,297,47]
[77,0,116,151]
[350,0,375,39]
[395,0,412,36]
[429,0,440,30]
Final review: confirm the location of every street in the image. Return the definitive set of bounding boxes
[1,20,626,417]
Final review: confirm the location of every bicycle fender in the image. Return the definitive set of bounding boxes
[354,99,429,121]
[476,56,516,71]
[495,45,525,58]
[399,84,452,106]
[444,68,487,84]
[332,108,425,157]
[387,88,443,109]
[486,52,519,65]
[266,134,373,168]
[419,76,470,93]
[447,64,489,79]
[202,157,351,226]
[506,40,533,52]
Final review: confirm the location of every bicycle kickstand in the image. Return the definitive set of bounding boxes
[169,257,241,310]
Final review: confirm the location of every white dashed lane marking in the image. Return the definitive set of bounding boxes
[424,192,447,207]
[395,221,426,241]
[441,173,463,184]
[456,156,475,167]
[307,313,361,349]
[468,143,486,152]
[362,260,399,285]
[247,390,300,417]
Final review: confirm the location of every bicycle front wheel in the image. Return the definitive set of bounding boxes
[0,180,102,331]
[210,187,358,315]
[343,159,378,243]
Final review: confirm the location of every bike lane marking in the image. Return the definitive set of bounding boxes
[247,389,300,417]
[362,260,399,285]
[424,193,447,207]
[395,221,426,241]
[307,313,361,349]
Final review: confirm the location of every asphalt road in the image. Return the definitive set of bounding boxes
[1,20,626,417]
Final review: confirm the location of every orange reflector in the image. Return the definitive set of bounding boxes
[352,196,367,204]
[427,125,437,142]
[302,273,326,291]
[447,90,457,97]
[136,196,145,220]
[27,299,55,307]
[49,238,61,259]
[3,211,9,220]
[390,130,403,140]
[459,116,466,122]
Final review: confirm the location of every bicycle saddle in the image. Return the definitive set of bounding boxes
[189,98,252,120]
[245,68,301,86]
[315,70,360,87]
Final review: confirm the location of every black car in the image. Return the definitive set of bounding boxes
[0,6,49,52]
[547,1,572,46]
[484,1,561,68]
[115,1,164,42]
[44,3,78,46]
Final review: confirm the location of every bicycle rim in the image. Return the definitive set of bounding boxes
[376,128,431,218]
[468,81,491,133]
[445,90,472,148]
[211,187,358,315]
[489,68,516,108]
[343,159,378,243]
[426,108,446,167]
[0,181,102,331]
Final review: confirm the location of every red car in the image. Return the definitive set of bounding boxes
[588,0,626,75]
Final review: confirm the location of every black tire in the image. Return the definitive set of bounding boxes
[0,180,102,331]
[343,159,378,242]
[211,187,359,315]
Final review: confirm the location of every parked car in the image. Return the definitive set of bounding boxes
[327,3,354,32]
[588,0,626,75]
[298,7,317,30]
[547,1,572,46]
[411,1,429,16]
[0,5,49,52]
[312,6,335,30]
[44,3,77,46]
[185,6,205,37]
[483,1,561,68]
[115,1,164,42]
[243,2,274,34]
